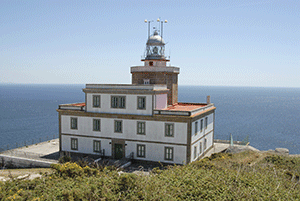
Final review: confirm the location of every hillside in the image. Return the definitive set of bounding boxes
[0,151,299,200]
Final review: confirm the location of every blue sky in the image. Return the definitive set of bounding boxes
[1,0,299,87]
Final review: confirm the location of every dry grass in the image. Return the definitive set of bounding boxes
[0,168,52,177]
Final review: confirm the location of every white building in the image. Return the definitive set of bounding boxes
[57,27,216,164]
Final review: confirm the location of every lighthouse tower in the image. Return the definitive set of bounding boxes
[131,22,180,105]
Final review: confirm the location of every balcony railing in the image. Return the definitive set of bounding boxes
[58,104,85,111]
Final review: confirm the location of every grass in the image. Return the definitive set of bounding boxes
[0,151,299,200]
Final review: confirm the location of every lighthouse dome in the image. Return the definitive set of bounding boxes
[146,30,165,46]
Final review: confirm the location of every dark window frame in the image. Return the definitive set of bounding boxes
[93,95,101,108]
[199,142,202,154]
[93,140,101,153]
[164,147,174,161]
[137,96,146,110]
[70,117,78,130]
[165,123,174,137]
[136,144,146,158]
[205,117,208,129]
[71,138,78,150]
[200,119,204,132]
[137,121,146,135]
[194,146,197,159]
[93,119,101,131]
[114,120,123,133]
[111,96,126,109]
[195,121,198,135]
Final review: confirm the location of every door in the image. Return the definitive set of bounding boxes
[114,144,123,159]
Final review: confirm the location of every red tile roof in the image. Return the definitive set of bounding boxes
[162,103,207,111]
[71,103,86,107]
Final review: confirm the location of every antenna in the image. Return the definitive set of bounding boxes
[161,19,167,38]
[145,18,167,39]
[144,19,152,39]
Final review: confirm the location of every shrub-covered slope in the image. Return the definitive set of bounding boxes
[0,151,299,200]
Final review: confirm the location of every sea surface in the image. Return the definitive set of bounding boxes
[0,84,299,154]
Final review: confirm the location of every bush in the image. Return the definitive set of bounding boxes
[1,152,299,200]
[51,162,84,178]
[58,155,71,163]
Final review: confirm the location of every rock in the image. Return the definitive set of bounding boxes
[225,145,256,154]
[0,176,7,182]
[17,174,30,180]
[275,148,289,155]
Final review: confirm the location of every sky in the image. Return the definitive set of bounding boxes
[1,0,299,87]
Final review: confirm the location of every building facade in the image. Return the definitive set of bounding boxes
[57,29,216,164]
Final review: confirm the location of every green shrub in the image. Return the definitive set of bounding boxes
[51,162,84,178]
[1,153,299,200]
[58,155,71,163]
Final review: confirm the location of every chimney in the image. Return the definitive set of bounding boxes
[206,95,211,104]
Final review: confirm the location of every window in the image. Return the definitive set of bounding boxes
[144,79,150,85]
[93,140,101,153]
[71,138,78,150]
[199,142,202,154]
[71,118,78,130]
[204,138,207,150]
[93,119,101,131]
[205,117,208,129]
[165,123,174,137]
[200,119,204,132]
[137,144,146,158]
[164,147,174,161]
[195,121,198,135]
[111,96,126,109]
[194,146,197,159]
[93,95,101,108]
[137,122,145,135]
[137,96,146,110]
[114,120,122,133]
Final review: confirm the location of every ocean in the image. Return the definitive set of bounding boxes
[0,84,299,154]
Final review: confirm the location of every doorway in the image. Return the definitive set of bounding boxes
[114,143,123,159]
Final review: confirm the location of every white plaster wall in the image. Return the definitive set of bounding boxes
[61,135,112,156]
[191,113,214,144]
[205,113,214,135]
[206,131,214,150]
[86,93,153,115]
[61,135,186,164]
[126,142,187,164]
[61,115,188,144]
[190,131,214,162]
[155,94,167,109]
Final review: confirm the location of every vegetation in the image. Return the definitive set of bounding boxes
[0,151,299,200]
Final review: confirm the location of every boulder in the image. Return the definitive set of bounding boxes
[275,148,289,155]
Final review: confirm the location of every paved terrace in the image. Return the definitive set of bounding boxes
[0,139,59,168]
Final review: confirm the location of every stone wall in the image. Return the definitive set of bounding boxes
[132,72,178,105]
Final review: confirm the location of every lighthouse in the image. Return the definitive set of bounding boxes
[131,20,179,105]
